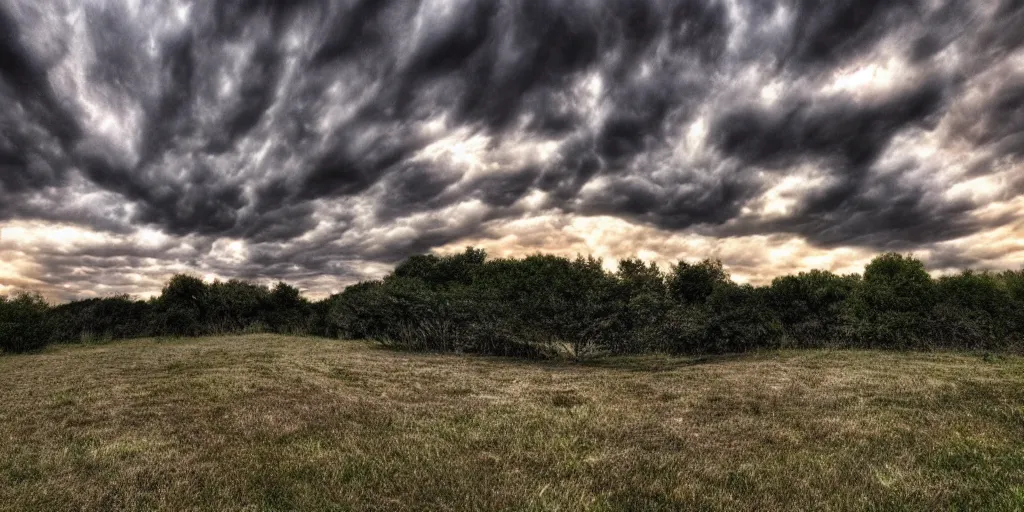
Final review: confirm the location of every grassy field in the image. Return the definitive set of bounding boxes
[1,335,1022,511]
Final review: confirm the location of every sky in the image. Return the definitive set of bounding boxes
[0,0,1022,301]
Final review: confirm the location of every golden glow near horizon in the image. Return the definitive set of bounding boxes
[1,1,1022,302]
[4,198,1024,302]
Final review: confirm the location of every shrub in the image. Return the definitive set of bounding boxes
[703,283,783,353]
[668,259,728,305]
[153,274,209,336]
[469,254,621,358]
[611,258,671,353]
[207,280,271,333]
[768,270,858,347]
[931,271,1012,349]
[325,280,390,341]
[5,247,1024,357]
[392,247,487,288]
[848,253,935,349]
[47,296,151,343]
[0,293,51,353]
[266,282,312,334]
[660,304,712,354]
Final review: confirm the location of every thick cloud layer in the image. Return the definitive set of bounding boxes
[0,0,1022,299]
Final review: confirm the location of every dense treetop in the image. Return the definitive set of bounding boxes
[2,249,1023,357]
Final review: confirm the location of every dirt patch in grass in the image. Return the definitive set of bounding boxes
[547,390,588,409]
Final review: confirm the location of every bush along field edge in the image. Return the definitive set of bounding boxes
[3,249,1024,358]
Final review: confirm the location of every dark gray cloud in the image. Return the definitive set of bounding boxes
[705,79,967,248]
[0,0,1023,298]
[783,0,920,69]
[954,76,1024,159]
[712,81,947,170]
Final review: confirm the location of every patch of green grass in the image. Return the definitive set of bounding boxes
[1,334,1023,511]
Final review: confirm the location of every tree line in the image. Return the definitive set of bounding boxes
[2,249,1024,356]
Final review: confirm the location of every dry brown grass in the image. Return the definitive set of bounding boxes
[1,334,1023,511]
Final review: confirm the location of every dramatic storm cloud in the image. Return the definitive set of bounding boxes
[0,0,1022,299]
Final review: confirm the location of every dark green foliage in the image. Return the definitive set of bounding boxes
[849,253,936,348]
[47,295,150,343]
[351,251,1023,357]
[0,273,327,351]
[658,304,713,354]
[702,283,783,354]
[154,274,208,336]
[1001,270,1024,340]
[611,258,672,353]
[768,270,858,347]
[4,249,1024,357]
[266,282,312,334]
[931,271,1012,349]
[392,247,487,288]
[668,259,728,305]
[362,276,467,352]
[0,293,51,353]
[206,280,272,333]
[323,281,389,342]
[334,252,621,358]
